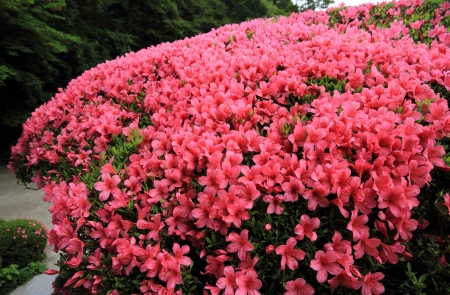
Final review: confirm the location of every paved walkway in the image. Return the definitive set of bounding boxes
[0,165,58,295]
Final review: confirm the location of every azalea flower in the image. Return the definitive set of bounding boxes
[226,230,254,260]
[276,237,306,270]
[284,278,315,295]
[172,243,192,267]
[361,272,385,295]
[323,231,352,259]
[235,269,262,295]
[94,173,121,201]
[346,211,369,241]
[204,251,230,279]
[442,193,450,215]
[353,229,381,259]
[294,214,320,241]
[328,269,362,290]
[377,241,405,265]
[310,250,341,283]
[263,194,284,214]
[281,176,305,202]
[216,266,237,295]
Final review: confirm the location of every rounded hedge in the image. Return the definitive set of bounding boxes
[0,218,47,268]
[8,0,450,294]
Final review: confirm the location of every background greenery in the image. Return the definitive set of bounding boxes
[0,218,47,295]
[0,0,333,162]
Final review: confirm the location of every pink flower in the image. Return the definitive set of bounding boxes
[235,269,262,295]
[428,24,447,38]
[136,213,164,241]
[443,193,450,215]
[281,176,305,202]
[310,250,341,283]
[94,173,121,201]
[323,231,352,259]
[302,182,330,211]
[328,269,362,290]
[100,158,116,174]
[204,252,230,279]
[216,266,237,295]
[263,194,284,215]
[172,243,192,267]
[159,266,183,290]
[199,168,228,190]
[89,221,114,249]
[44,269,60,275]
[353,229,381,259]
[165,206,190,238]
[266,245,275,254]
[439,33,450,45]
[361,272,385,295]
[304,124,327,153]
[226,230,254,260]
[346,211,369,241]
[294,215,320,241]
[284,278,315,295]
[276,237,306,270]
[408,160,431,187]
[409,20,423,30]
[87,248,103,270]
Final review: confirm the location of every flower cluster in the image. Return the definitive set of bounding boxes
[8,0,450,294]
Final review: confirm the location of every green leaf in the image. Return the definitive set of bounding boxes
[418,274,428,284]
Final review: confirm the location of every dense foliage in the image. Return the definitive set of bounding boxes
[0,262,46,295]
[0,218,48,295]
[0,218,48,268]
[9,0,450,294]
[0,0,304,161]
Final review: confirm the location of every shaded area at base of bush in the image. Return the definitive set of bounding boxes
[0,262,46,295]
[0,218,48,295]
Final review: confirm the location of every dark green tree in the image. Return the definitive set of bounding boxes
[0,0,81,160]
[221,0,269,23]
[107,0,227,50]
[294,0,335,11]
[57,0,136,78]
[270,0,300,12]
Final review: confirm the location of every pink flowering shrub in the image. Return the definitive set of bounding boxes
[8,0,450,294]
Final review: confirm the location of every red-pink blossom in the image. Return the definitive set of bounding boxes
[284,278,315,295]
[226,230,254,260]
[235,269,262,295]
[442,193,450,215]
[294,214,320,241]
[216,266,237,295]
[94,173,121,201]
[263,194,284,215]
[310,250,341,283]
[361,272,385,295]
[276,237,306,270]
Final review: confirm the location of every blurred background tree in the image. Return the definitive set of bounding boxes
[0,0,335,161]
[293,0,335,11]
[0,0,81,161]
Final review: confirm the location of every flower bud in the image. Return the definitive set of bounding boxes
[439,254,447,268]
[417,219,429,229]
[266,244,275,254]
